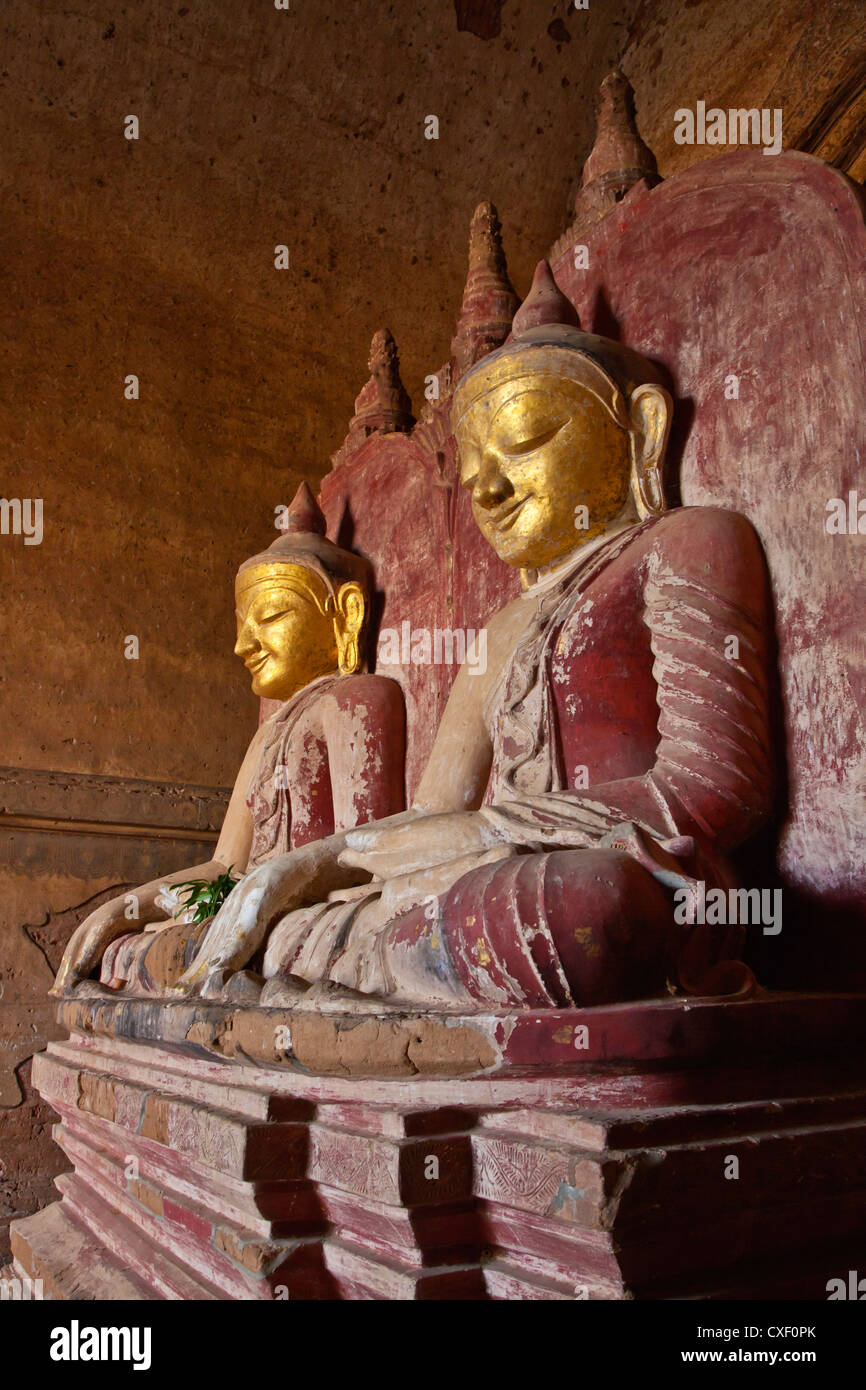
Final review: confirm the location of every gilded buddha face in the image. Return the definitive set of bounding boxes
[455,376,632,570]
[234,562,365,702]
[453,346,671,573]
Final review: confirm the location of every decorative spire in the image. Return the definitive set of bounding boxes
[575,70,659,225]
[352,329,415,436]
[550,70,660,263]
[512,260,581,337]
[450,201,519,379]
[331,329,415,468]
[284,480,326,535]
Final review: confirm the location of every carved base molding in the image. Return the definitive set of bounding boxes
[0,766,229,845]
[11,993,866,1299]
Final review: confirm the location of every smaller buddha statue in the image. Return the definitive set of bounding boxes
[53,483,405,996]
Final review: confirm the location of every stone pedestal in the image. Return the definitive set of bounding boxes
[11,992,866,1299]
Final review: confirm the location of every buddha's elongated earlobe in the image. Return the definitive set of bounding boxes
[628,383,672,518]
[334,581,366,674]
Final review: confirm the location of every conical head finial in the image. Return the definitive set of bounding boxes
[512,260,581,337]
[550,68,660,262]
[285,480,327,536]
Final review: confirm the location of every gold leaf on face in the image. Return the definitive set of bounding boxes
[234,565,339,702]
[457,376,631,570]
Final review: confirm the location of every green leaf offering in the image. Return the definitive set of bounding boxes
[172,867,240,925]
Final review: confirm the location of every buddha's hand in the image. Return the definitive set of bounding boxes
[52,894,137,996]
[177,832,358,993]
[339,810,507,881]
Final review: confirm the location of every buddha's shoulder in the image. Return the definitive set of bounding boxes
[648,504,759,545]
[483,587,538,646]
[642,505,764,570]
[326,672,405,718]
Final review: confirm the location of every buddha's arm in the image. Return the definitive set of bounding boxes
[54,722,264,992]
[343,511,774,878]
[210,722,261,870]
[412,628,497,813]
[322,675,407,828]
[336,626,502,878]
[153,726,262,899]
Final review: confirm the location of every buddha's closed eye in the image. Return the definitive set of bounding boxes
[258,606,297,625]
[500,418,569,457]
[237,604,296,628]
[459,417,570,489]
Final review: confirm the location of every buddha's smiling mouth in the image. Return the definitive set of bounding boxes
[492,495,531,531]
[246,652,271,673]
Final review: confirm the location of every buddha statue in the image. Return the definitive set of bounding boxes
[53,483,405,996]
[56,263,774,1009]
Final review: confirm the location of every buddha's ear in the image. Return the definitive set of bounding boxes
[333,581,366,675]
[628,383,673,519]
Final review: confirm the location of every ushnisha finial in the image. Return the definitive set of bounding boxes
[511,261,581,337]
[237,479,371,596]
[450,201,519,378]
[452,256,671,468]
[284,480,327,536]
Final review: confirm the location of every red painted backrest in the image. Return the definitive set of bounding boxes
[319,408,520,801]
[319,150,866,969]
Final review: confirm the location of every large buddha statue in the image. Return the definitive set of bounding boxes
[53,484,405,996]
[56,263,774,1009]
